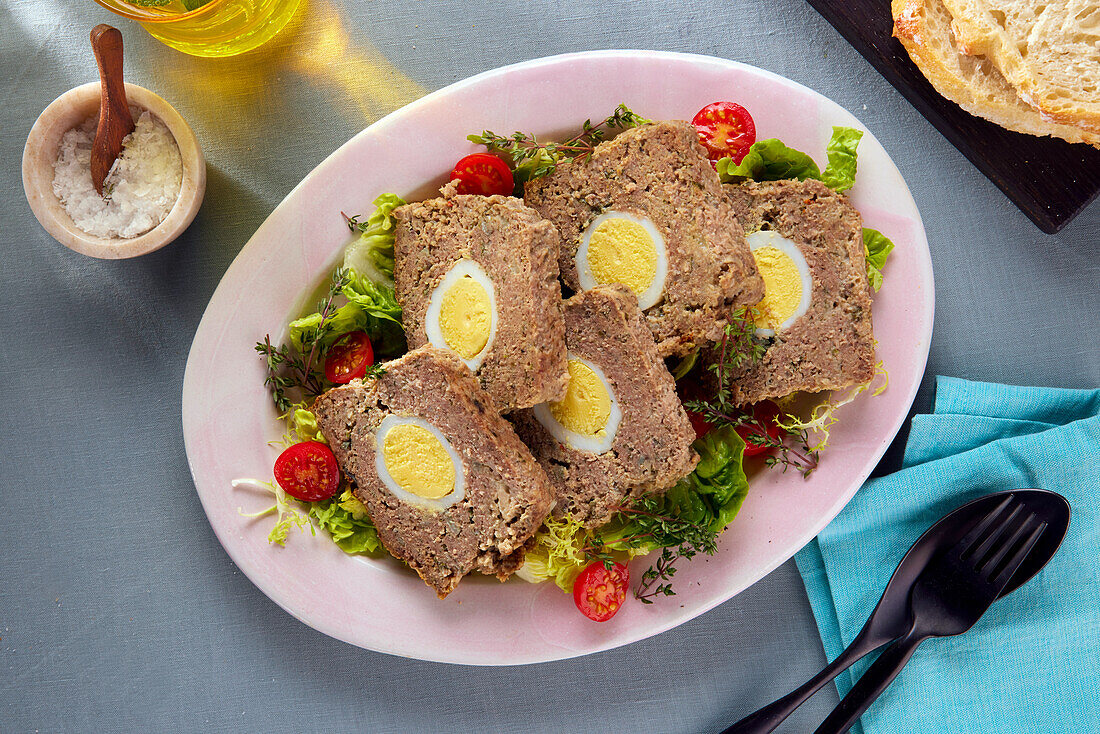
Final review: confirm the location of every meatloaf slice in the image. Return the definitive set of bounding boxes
[523,121,764,358]
[716,179,876,405]
[511,284,698,528]
[393,193,568,413]
[312,346,555,598]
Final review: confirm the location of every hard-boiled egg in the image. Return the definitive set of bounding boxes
[374,415,465,511]
[424,259,497,370]
[747,230,813,337]
[576,211,668,310]
[532,355,622,454]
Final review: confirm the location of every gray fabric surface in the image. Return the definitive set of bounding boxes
[2,0,1097,731]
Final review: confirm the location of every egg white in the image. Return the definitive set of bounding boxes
[424,259,497,371]
[576,211,668,310]
[747,230,813,337]
[531,355,622,454]
[374,415,466,512]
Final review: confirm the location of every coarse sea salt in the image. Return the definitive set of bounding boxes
[52,109,182,239]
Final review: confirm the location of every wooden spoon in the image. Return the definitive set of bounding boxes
[89,24,135,196]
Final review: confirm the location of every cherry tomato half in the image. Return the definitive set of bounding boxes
[677,377,715,439]
[324,331,375,384]
[449,153,515,196]
[274,441,340,502]
[737,400,785,458]
[692,101,757,164]
[573,561,629,622]
[687,410,714,440]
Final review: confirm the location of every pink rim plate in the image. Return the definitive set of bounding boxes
[182,50,934,665]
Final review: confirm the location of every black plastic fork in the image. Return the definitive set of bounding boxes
[813,497,1050,734]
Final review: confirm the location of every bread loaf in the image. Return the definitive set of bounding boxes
[892,0,1100,145]
[941,0,1100,132]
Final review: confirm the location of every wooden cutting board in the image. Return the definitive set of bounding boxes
[806,0,1100,233]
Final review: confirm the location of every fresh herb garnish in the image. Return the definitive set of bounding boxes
[255,267,385,412]
[468,104,651,191]
[578,494,722,602]
[684,312,820,477]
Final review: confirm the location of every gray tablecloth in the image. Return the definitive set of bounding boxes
[2,1,1098,732]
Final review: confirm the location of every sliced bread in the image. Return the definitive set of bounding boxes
[893,0,1100,145]
[941,0,1100,131]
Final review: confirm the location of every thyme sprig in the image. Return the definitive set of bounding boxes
[468,104,651,181]
[581,495,721,602]
[255,267,375,412]
[684,311,820,477]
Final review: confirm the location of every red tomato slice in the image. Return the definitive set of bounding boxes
[324,331,374,384]
[677,377,714,439]
[692,101,757,164]
[687,410,714,440]
[573,561,629,622]
[449,153,515,196]
[737,400,785,457]
[273,441,340,502]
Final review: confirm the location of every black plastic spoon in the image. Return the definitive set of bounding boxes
[723,489,1070,734]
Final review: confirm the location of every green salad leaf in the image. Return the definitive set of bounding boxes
[717,139,821,183]
[286,194,407,361]
[515,514,592,591]
[862,228,895,292]
[309,489,383,555]
[236,479,314,546]
[820,127,863,192]
[282,404,326,444]
[343,193,405,287]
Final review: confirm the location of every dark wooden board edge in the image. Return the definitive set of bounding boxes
[806,0,1100,233]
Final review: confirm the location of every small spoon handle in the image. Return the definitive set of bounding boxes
[813,630,928,734]
[722,628,890,734]
[90,24,135,195]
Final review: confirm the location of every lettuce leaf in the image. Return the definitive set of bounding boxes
[514,514,592,591]
[308,489,383,555]
[518,426,750,591]
[287,194,407,360]
[234,478,314,546]
[820,127,863,192]
[716,127,863,193]
[343,193,405,286]
[862,228,895,292]
[717,139,821,183]
[282,404,325,444]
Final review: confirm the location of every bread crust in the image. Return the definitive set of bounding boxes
[892,0,1100,145]
[940,0,1100,132]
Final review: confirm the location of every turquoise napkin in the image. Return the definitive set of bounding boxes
[795,376,1100,734]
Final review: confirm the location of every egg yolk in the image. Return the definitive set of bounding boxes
[549,359,612,437]
[438,275,492,359]
[587,218,658,297]
[752,246,804,330]
[382,424,456,499]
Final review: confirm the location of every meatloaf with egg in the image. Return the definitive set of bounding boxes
[523,121,764,358]
[312,346,556,598]
[393,192,568,413]
[511,284,698,528]
[716,178,875,405]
